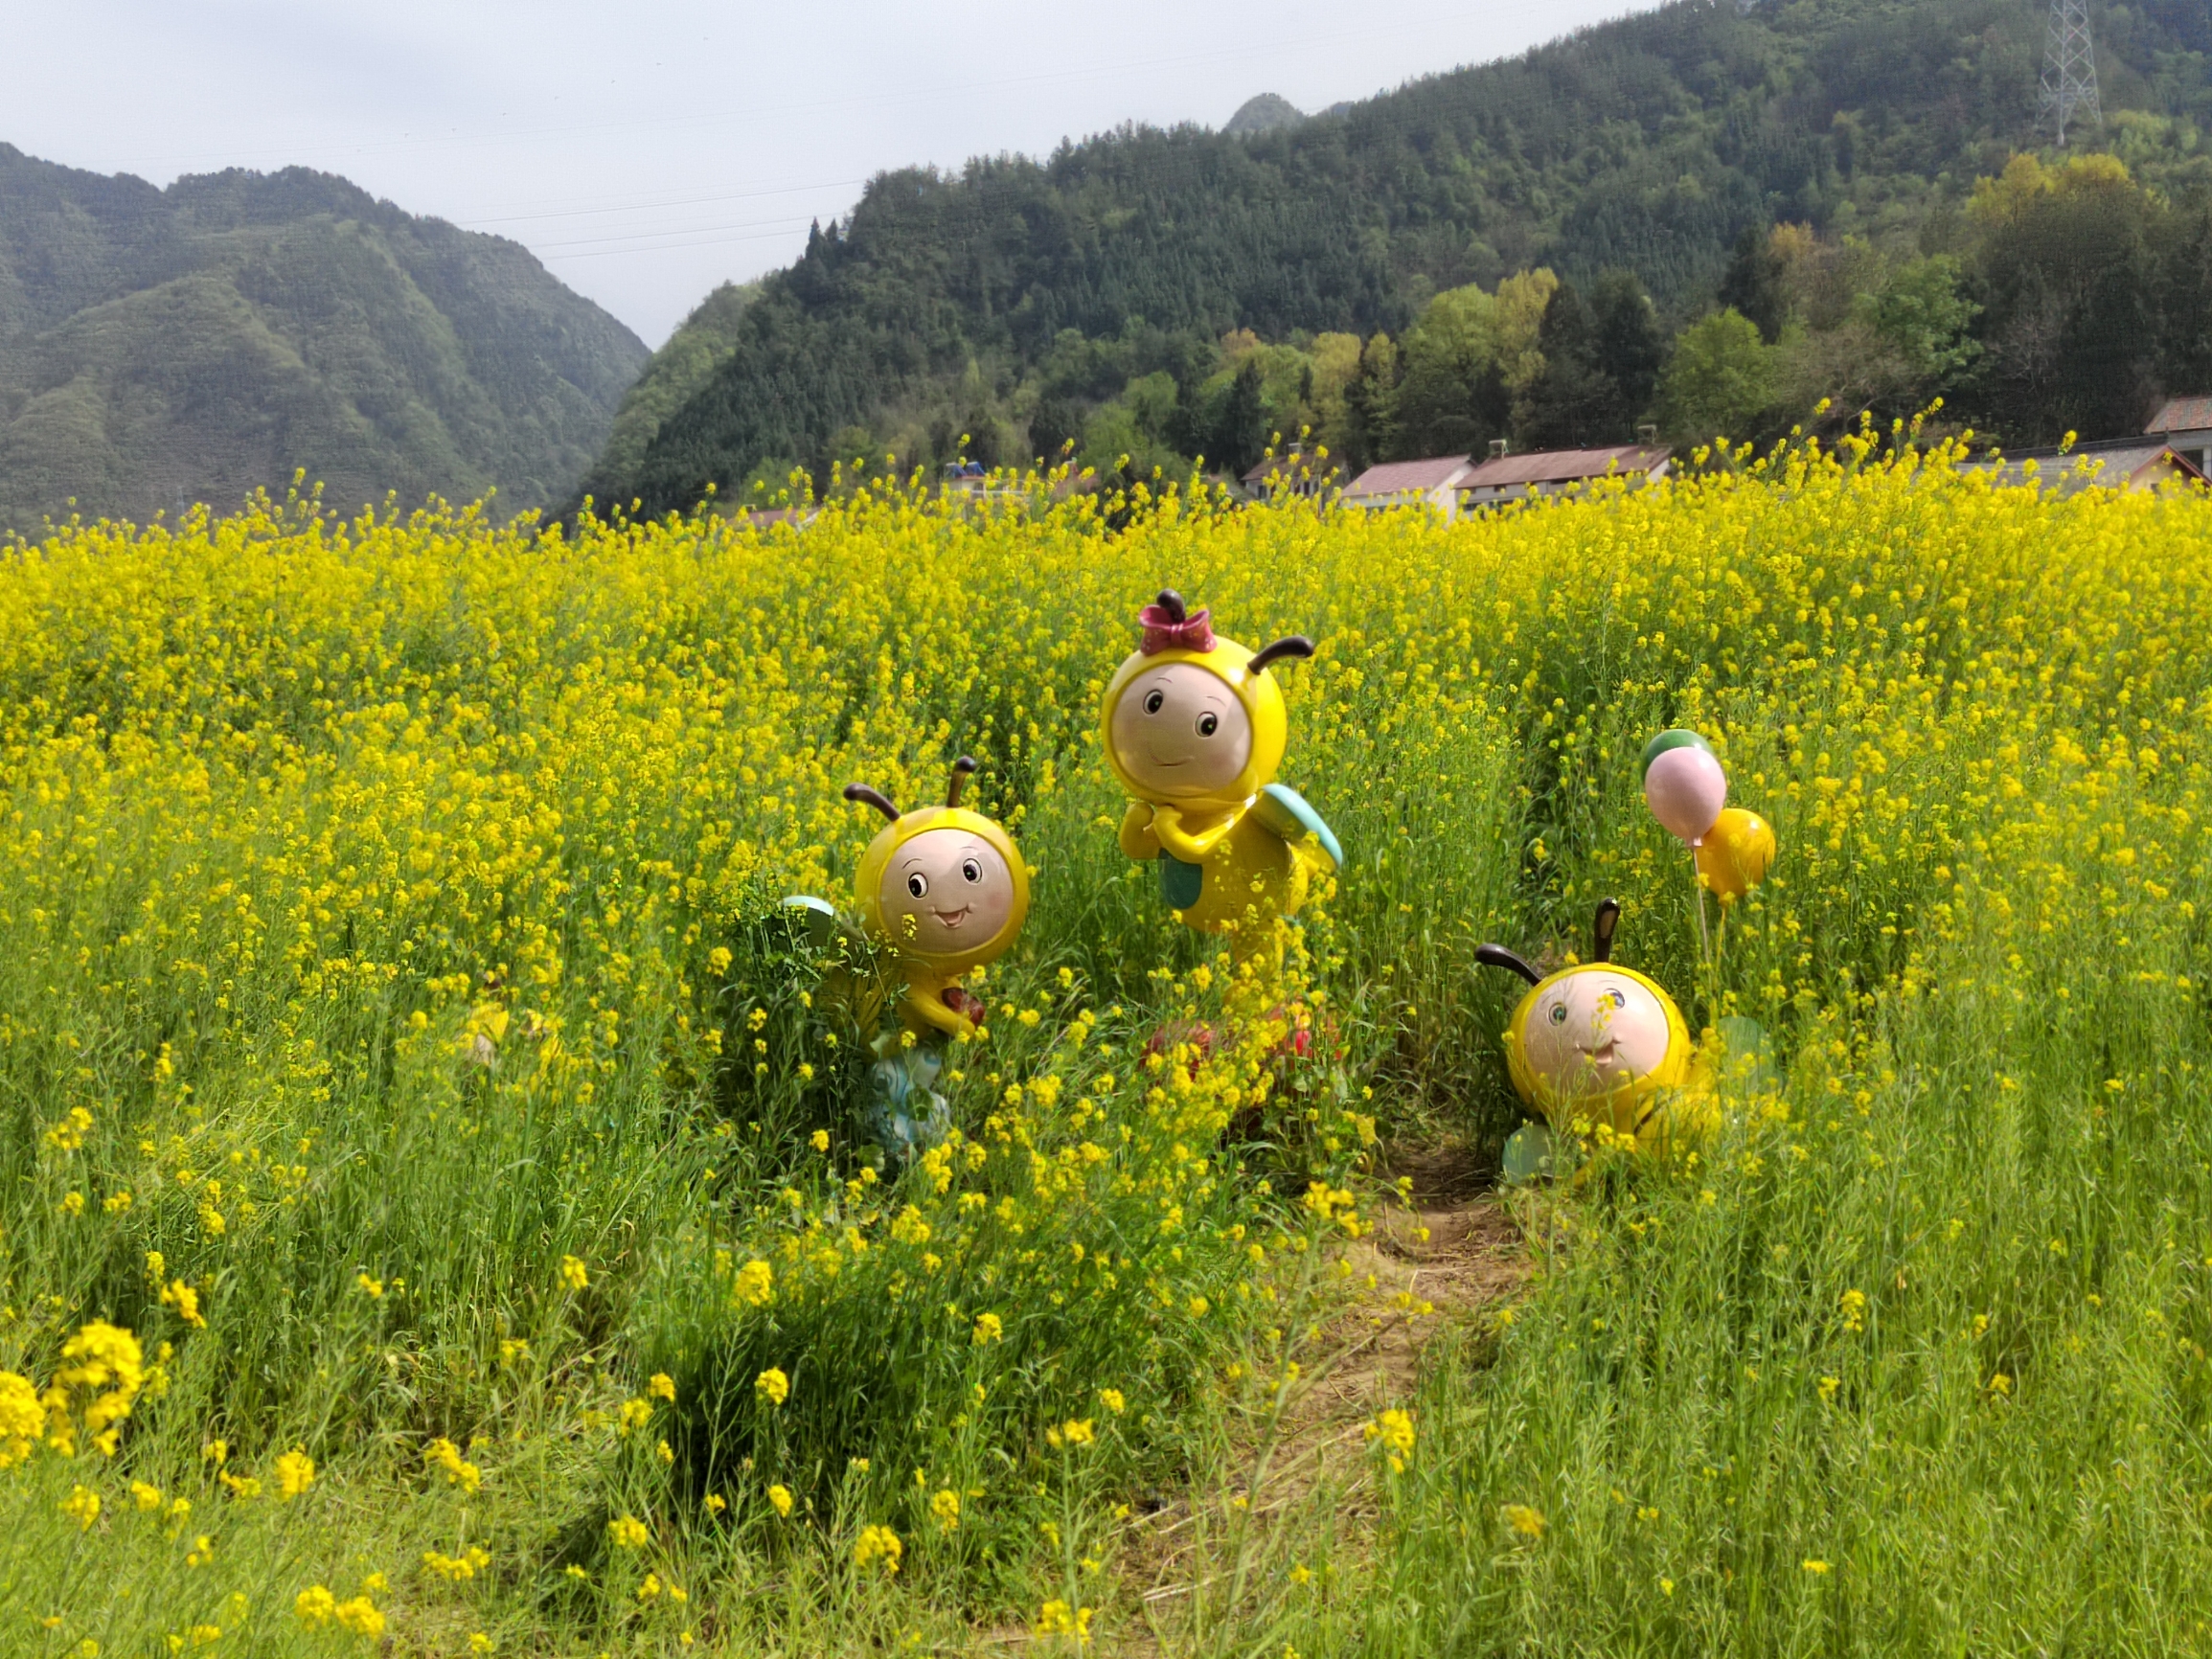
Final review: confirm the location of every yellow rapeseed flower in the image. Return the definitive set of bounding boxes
[0,1373,43,1467]
[333,1596,385,1638]
[755,1368,790,1406]
[854,1524,902,1575]
[732,1260,774,1307]
[1502,1504,1546,1539]
[767,1484,793,1517]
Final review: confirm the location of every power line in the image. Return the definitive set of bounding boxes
[454,178,864,229]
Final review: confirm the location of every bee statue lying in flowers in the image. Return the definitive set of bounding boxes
[784,756,1030,1160]
[1476,898,1719,1178]
[1101,590,1341,959]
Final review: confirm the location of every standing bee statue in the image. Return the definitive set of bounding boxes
[1101,590,1341,959]
[784,756,1030,1160]
[1476,899,1719,1176]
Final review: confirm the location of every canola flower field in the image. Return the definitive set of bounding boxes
[0,438,2208,1657]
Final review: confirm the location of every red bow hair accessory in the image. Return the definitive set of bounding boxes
[1138,596,1215,655]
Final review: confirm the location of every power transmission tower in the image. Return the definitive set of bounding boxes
[2040,0,2103,147]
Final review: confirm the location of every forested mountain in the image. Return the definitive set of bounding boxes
[585,0,2212,515]
[0,148,648,534]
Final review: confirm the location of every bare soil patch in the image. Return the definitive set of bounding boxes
[1110,1138,1534,1647]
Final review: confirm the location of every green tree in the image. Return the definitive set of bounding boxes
[1657,308,1776,443]
[1347,333,1402,464]
[1516,279,1615,449]
[1589,269,1666,425]
[1968,153,2159,444]
[1858,254,1981,384]
[1719,223,1791,344]
[1392,284,1510,458]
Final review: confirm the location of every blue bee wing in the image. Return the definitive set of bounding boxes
[1255,784,1342,872]
[779,894,844,948]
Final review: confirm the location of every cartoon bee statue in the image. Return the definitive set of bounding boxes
[1476,899,1718,1176]
[784,756,1030,1159]
[1101,590,1341,957]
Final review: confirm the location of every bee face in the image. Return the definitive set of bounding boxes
[1109,662,1253,797]
[877,827,1016,952]
[1518,966,1676,1098]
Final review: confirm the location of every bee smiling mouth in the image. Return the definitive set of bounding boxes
[930,906,972,927]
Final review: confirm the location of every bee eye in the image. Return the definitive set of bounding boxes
[907,873,928,898]
[961,857,982,883]
[1143,689,1165,715]
[1548,1004,1568,1025]
[1197,712,1219,738]
[1608,989,1626,1010]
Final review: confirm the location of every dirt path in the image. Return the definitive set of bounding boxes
[1110,1139,1534,1648]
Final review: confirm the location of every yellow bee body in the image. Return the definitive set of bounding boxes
[842,762,1029,1039]
[1482,903,1718,1161]
[1101,590,1337,952]
[1498,962,1714,1152]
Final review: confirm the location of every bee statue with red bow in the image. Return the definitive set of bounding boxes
[1099,590,1340,960]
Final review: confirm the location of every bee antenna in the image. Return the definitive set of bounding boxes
[842,783,901,823]
[946,756,979,809]
[1475,943,1543,987]
[1155,588,1188,624]
[1248,635,1315,675]
[1593,898,1621,964]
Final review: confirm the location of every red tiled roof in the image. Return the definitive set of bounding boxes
[1457,444,1672,489]
[1342,456,1472,496]
[2147,395,2212,433]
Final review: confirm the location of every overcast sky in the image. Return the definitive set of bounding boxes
[14,0,1656,347]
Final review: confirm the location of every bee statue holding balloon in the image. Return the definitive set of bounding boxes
[1479,727,1779,1180]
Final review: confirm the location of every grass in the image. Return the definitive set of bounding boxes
[1,436,2209,1656]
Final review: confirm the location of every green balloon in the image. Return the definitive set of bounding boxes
[1640,728,1713,782]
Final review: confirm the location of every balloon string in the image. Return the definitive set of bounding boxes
[1692,845,1712,966]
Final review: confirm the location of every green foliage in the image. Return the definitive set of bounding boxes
[1390,285,1509,461]
[589,283,759,501]
[0,148,648,534]
[591,0,2212,510]
[1657,309,1776,443]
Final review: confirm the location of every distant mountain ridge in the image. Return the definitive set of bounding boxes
[582,0,2212,516]
[0,147,649,534]
[1223,95,1308,136]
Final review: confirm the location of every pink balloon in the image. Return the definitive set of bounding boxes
[1645,745,1727,844]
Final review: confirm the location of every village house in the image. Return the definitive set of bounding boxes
[2145,395,2212,475]
[1340,443,1672,518]
[1338,455,1477,518]
[1970,436,2208,495]
[1452,443,1672,511]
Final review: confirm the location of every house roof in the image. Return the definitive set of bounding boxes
[1973,440,2207,494]
[1242,452,1342,485]
[1342,456,1472,497]
[1458,444,1672,490]
[2147,395,2212,434]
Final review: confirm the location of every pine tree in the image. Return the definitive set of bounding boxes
[1516,281,1616,450]
[1719,224,1790,345]
[1589,270,1664,428]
